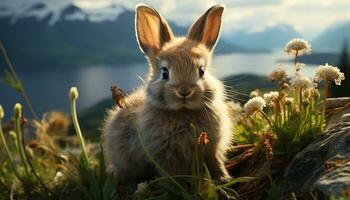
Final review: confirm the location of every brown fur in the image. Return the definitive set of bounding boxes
[104,4,233,182]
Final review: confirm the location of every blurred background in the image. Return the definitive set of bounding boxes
[0,0,349,129]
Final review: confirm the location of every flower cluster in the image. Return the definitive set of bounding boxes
[315,63,345,85]
[240,38,346,155]
[244,97,266,116]
[263,91,279,105]
[291,73,314,89]
[284,38,312,56]
[267,67,288,82]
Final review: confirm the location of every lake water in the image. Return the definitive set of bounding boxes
[0,51,317,118]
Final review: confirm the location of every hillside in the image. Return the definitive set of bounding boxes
[313,21,350,52]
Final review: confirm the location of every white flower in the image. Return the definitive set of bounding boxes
[250,90,260,97]
[244,97,266,116]
[54,171,64,183]
[135,181,150,196]
[263,91,279,105]
[291,73,314,89]
[285,38,312,56]
[267,67,288,82]
[315,63,345,85]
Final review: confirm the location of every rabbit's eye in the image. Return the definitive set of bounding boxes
[161,67,169,80]
[199,66,205,78]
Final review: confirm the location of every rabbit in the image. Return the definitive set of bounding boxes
[103,3,234,182]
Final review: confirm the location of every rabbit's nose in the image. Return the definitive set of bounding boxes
[177,86,192,97]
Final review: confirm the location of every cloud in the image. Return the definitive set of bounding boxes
[1,0,350,38]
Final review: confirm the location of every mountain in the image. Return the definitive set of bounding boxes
[223,24,302,51]
[0,4,246,69]
[313,22,350,52]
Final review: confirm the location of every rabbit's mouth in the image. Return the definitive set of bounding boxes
[172,94,203,110]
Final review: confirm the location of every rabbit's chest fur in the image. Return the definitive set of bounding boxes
[140,106,220,155]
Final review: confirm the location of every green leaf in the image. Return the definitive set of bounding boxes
[159,181,182,196]
[199,182,218,200]
[218,186,238,199]
[4,70,23,92]
[203,163,212,180]
[98,140,106,189]
[102,174,118,200]
[218,176,255,188]
[145,193,171,200]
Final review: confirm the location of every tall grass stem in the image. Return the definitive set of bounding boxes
[0,111,20,178]
[294,50,299,66]
[14,106,31,177]
[0,41,39,121]
[258,110,272,126]
[69,88,89,165]
[321,80,329,131]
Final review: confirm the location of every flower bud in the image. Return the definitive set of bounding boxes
[303,89,310,98]
[281,83,289,90]
[302,100,309,107]
[311,89,320,100]
[54,171,64,183]
[9,131,17,140]
[0,105,4,119]
[28,140,39,149]
[69,87,79,100]
[250,90,259,98]
[285,97,294,106]
[14,103,22,118]
[197,131,209,145]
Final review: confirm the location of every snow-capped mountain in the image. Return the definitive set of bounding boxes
[0,3,246,68]
[0,2,125,25]
[223,24,302,50]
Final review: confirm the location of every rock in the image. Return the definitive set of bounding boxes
[326,97,350,109]
[283,98,350,197]
[282,118,350,198]
[326,97,350,130]
[341,113,350,123]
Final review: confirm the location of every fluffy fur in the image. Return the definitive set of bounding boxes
[104,4,233,182]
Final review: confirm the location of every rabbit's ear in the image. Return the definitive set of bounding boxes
[187,4,224,52]
[135,4,174,57]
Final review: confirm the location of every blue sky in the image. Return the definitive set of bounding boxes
[1,0,350,39]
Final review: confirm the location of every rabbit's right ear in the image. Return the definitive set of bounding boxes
[187,4,224,52]
[135,4,174,58]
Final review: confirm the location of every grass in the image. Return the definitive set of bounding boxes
[1,39,349,200]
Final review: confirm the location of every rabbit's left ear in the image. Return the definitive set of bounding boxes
[187,4,224,52]
[135,4,174,58]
